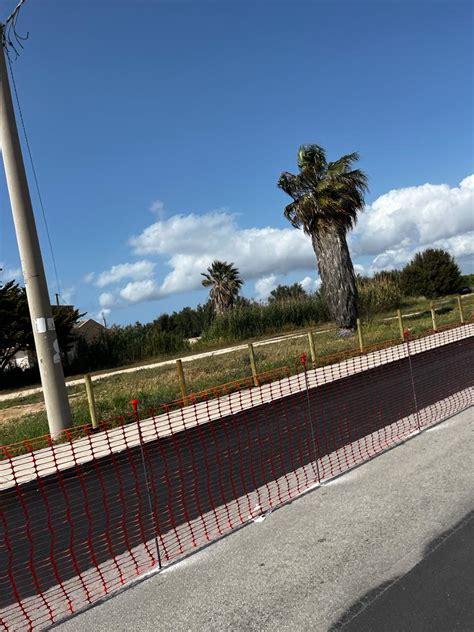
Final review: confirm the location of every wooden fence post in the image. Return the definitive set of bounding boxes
[396,309,404,341]
[356,318,364,353]
[176,359,188,404]
[248,343,259,386]
[430,301,437,332]
[457,295,464,324]
[308,331,316,366]
[84,374,98,430]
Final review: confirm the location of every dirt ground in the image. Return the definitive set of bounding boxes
[0,402,46,425]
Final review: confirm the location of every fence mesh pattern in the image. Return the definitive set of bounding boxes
[1,325,473,630]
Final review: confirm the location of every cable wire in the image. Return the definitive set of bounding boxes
[5,47,63,301]
[2,0,29,58]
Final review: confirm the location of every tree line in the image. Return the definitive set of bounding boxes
[1,245,467,387]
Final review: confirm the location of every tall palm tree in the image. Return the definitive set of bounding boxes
[278,144,368,333]
[201,260,243,316]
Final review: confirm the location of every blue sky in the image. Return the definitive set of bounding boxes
[0,0,472,325]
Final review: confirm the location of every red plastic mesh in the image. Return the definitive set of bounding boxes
[0,325,472,630]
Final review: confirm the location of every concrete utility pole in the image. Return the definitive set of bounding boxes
[0,28,72,437]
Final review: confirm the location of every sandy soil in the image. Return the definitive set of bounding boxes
[0,402,46,424]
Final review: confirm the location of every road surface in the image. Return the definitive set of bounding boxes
[56,406,474,631]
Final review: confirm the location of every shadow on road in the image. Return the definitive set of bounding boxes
[329,509,474,631]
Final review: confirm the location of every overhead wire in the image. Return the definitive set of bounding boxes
[1,0,63,301]
[2,0,29,57]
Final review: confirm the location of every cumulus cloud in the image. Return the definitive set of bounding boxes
[94,260,156,288]
[99,292,116,308]
[94,174,473,310]
[352,175,474,257]
[129,211,315,298]
[97,212,316,308]
[300,276,322,293]
[441,231,474,259]
[254,274,322,301]
[254,275,278,300]
[371,231,474,271]
[119,279,161,303]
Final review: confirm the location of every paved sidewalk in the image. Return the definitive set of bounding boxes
[57,406,474,632]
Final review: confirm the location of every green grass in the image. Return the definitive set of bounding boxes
[1,294,472,448]
[0,392,42,410]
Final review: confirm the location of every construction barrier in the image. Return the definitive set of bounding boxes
[0,324,473,630]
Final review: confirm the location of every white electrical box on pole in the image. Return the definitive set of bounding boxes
[0,26,72,437]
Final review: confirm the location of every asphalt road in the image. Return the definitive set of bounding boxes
[0,337,472,628]
[56,406,474,632]
[337,510,474,631]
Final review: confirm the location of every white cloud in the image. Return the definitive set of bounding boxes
[94,174,474,311]
[0,262,22,283]
[99,292,116,308]
[95,260,156,288]
[300,276,322,293]
[430,232,474,259]
[119,279,161,304]
[352,175,474,257]
[129,211,316,298]
[83,272,95,284]
[97,212,316,308]
[150,199,165,218]
[254,274,278,300]
[372,231,474,271]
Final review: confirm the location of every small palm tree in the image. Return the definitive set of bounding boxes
[278,144,368,333]
[201,260,243,316]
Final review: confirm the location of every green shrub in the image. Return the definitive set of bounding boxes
[401,249,463,298]
[68,327,189,373]
[268,283,308,303]
[357,272,402,319]
[202,294,330,342]
[461,273,474,290]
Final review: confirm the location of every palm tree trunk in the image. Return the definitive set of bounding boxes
[311,226,358,331]
[214,298,225,317]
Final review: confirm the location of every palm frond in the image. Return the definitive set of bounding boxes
[283,201,303,228]
[200,260,243,314]
[326,152,360,174]
[278,144,368,235]
[297,144,327,170]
